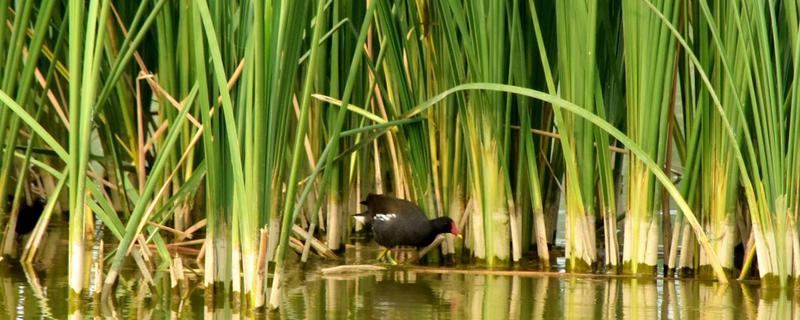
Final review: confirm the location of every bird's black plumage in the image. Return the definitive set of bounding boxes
[358,194,457,248]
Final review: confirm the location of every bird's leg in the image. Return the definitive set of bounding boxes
[377,247,399,265]
[386,247,398,265]
[377,248,389,261]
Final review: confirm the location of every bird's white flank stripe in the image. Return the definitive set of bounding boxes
[375,213,396,221]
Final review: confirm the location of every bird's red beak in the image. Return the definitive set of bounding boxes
[451,222,459,235]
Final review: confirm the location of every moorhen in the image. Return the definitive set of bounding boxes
[356,194,458,263]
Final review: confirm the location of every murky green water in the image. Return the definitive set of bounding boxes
[0,226,798,319]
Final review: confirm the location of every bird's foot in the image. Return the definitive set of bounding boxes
[377,248,399,265]
[377,248,388,261]
[385,253,398,265]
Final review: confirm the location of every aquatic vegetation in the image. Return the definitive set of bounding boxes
[0,0,799,314]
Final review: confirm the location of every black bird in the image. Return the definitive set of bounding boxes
[357,194,459,263]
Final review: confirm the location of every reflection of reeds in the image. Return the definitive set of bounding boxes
[326,277,346,316]
[21,263,54,317]
[564,278,597,319]
[697,283,734,320]
[739,283,758,319]
[756,291,795,320]
[486,276,511,318]
[664,281,677,319]
[531,276,550,319]
[467,275,484,320]
[1,273,14,319]
[509,276,521,320]
[620,279,657,319]
[602,279,619,320]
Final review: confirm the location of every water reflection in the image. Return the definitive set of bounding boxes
[265,271,795,320]
[0,240,799,319]
[264,271,800,320]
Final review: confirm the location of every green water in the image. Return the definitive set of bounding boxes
[0,226,797,319]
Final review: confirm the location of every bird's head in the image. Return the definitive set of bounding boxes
[360,193,381,206]
[432,217,459,237]
[449,218,459,236]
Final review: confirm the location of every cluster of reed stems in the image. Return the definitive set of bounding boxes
[1,0,799,311]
